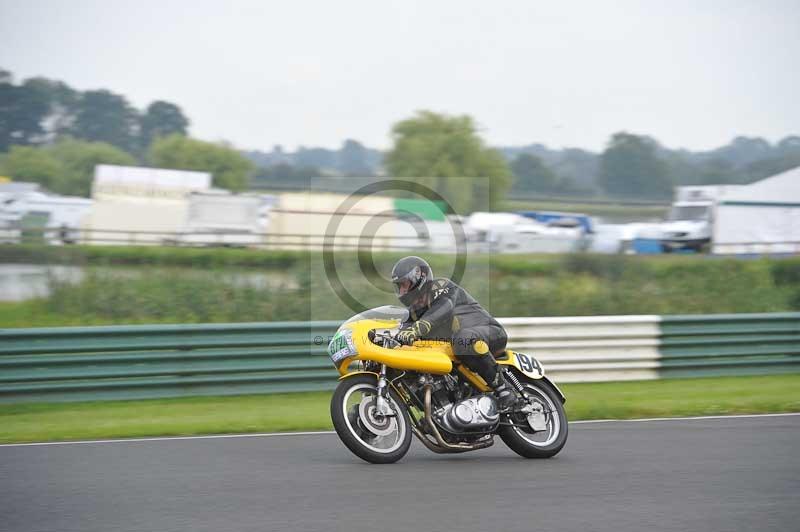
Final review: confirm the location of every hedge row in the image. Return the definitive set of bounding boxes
[0,244,309,269]
[1,245,799,327]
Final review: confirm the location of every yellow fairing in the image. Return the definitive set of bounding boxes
[336,319,453,376]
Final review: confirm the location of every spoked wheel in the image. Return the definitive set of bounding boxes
[330,374,412,464]
[499,377,568,458]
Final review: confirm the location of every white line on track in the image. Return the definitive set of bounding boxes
[568,412,800,424]
[1,412,798,448]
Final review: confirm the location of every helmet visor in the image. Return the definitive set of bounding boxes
[394,278,414,296]
[392,267,421,297]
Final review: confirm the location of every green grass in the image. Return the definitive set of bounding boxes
[1,374,798,444]
[0,392,335,444]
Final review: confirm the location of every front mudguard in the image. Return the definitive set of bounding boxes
[337,370,408,399]
[539,375,566,404]
[337,370,379,381]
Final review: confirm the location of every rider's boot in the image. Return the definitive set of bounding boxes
[491,369,520,411]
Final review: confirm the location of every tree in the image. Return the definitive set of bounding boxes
[295,146,336,169]
[384,111,512,212]
[139,101,189,150]
[338,139,370,175]
[48,137,136,196]
[0,77,50,150]
[554,148,598,192]
[71,89,139,153]
[21,77,80,141]
[510,153,559,193]
[147,134,254,191]
[1,146,61,189]
[597,132,672,199]
[0,138,135,196]
[698,158,736,185]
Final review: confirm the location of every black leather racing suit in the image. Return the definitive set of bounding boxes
[401,278,507,384]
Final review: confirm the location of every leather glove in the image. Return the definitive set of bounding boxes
[394,328,418,346]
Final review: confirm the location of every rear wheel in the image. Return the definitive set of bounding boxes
[499,377,568,458]
[330,374,412,464]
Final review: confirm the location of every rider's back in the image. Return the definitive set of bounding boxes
[409,278,502,341]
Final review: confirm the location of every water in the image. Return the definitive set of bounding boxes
[0,264,83,301]
[0,264,298,302]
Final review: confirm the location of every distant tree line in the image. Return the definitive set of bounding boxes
[0,68,253,196]
[3,67,799,203]
[248,129,800,202]
[0,68,188,155]
[245,139,383,190]
[502,133,800,200]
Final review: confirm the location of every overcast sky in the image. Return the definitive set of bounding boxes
[1,0,798,153]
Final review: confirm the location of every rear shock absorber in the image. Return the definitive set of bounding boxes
[502,368,530,403]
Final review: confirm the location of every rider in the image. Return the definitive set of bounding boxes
[390,256,519,410]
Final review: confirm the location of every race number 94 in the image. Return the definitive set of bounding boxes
[515,353,541,375]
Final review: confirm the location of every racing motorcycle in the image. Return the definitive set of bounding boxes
[327,306,568,463]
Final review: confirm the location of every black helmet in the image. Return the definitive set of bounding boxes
[391,256,433,308]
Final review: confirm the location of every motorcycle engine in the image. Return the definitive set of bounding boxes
[435,395,500,433]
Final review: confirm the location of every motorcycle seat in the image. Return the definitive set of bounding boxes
[494,349,512,361]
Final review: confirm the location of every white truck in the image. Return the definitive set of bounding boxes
[172,191,278,247]
[659,185,742,252]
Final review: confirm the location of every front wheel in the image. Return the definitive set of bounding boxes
[499,376,568,458]
[330,374,412,464]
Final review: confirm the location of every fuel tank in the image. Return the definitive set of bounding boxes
[338,319,454,375]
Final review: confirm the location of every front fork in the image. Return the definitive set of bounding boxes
[374,364,393,416]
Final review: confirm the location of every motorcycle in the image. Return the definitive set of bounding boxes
[327,306,568,464]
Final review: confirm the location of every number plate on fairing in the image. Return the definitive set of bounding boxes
[328,329,357,365]
[501,351,544,379]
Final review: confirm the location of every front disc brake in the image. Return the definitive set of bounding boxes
[358,396,397,437]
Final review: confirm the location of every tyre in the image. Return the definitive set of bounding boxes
[330,374,412,464]
[499,375,568,458]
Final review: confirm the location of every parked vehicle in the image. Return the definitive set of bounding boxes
[171,191,277,247]
[660,185,742,252]
[0,186,92,244]
[328,306,568,464]
[465,211,585,253]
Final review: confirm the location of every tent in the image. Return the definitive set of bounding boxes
[713,166,800,254]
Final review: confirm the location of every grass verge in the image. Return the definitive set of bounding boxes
[1,374,798,444]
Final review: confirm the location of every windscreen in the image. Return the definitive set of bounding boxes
[341,305,408,327]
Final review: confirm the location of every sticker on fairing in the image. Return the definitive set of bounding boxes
[328,329,357,365]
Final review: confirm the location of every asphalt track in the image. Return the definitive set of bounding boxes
[2,414,799,532]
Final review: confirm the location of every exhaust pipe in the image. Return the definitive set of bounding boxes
[421,384,493,453]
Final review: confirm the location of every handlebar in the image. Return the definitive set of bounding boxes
[373,330,401,349]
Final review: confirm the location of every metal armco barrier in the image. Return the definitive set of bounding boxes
[0,313,798,403]
[659,313,800,378]
[501,316,663,383]
[0,322,339,403]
